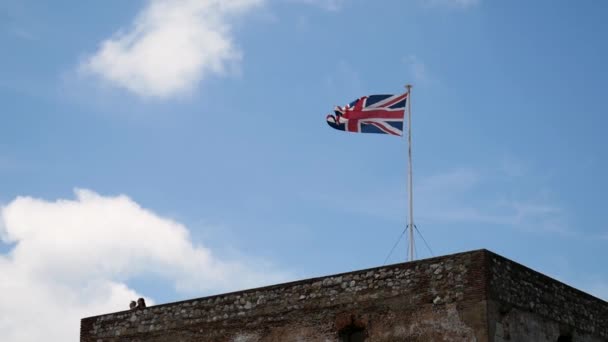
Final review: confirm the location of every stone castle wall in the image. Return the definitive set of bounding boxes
[487,253,608,342]
[81,249,608,342]
[81,250,489,341]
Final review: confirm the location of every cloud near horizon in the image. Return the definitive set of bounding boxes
[0,189,286,341]
[80,0,263,98]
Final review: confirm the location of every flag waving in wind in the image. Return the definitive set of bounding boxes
[325,86,418,262]
[326,93,407,136]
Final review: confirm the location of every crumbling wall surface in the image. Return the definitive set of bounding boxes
[81,250,489,342]
[487,253,608,342]
[488,304,605,342]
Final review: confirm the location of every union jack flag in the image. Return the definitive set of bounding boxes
[326,93,407,136]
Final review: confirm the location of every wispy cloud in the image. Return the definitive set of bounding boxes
[498,155,528,178]
[9,27,36,41]
[80,0,264,99]
[417,167,479,194]
[426,0,480,9]
[404,55,434,85]
[306,160,569,235]
[0,189,287,341]
[290,0,344,11]
[416,166,569,234]
[325,60,363,95]
[0,155,19,171]
[292,0,478,11]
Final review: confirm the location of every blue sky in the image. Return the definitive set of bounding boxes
[1,0,608,340]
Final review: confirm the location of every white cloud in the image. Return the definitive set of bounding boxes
[80,0,263,98]
[0,189,286,341]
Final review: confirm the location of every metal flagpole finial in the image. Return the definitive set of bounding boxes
[405,84,413,91]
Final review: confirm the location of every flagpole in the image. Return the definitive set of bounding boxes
[406,84,415,262]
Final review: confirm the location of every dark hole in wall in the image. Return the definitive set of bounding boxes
[339,326,366,342]
[557,334,573,342]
